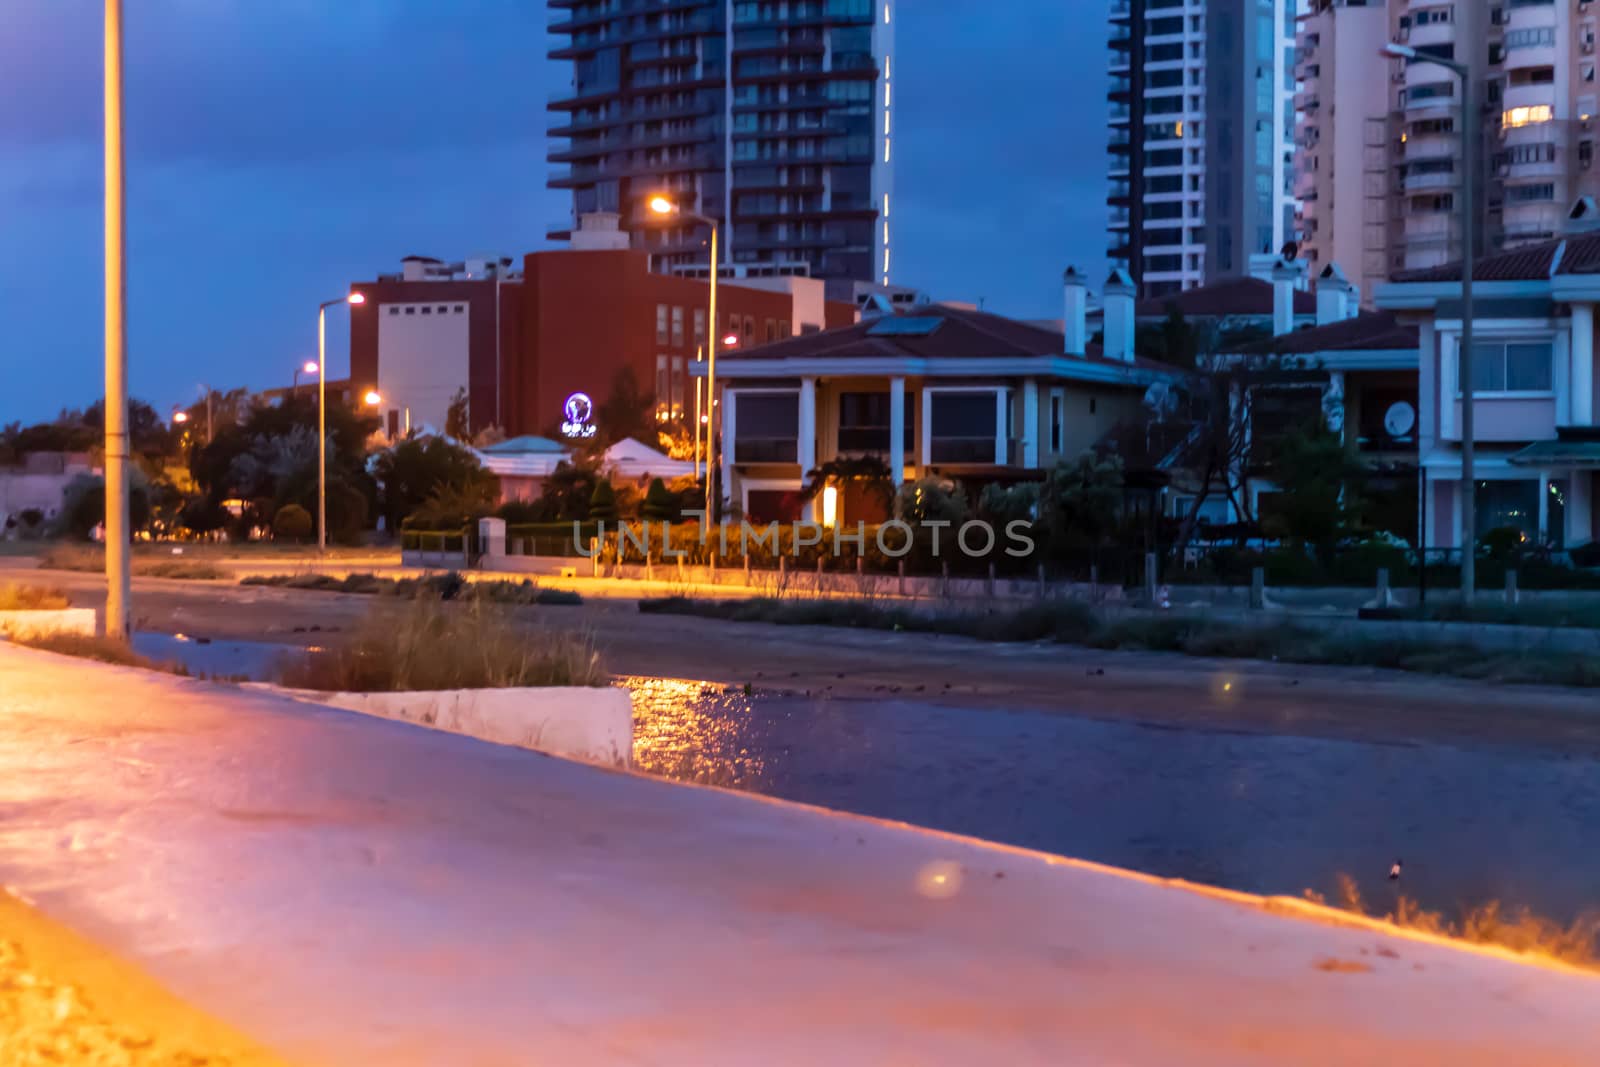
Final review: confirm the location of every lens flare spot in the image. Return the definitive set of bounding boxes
[916,860,963,900]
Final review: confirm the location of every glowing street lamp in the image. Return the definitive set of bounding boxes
[171,410,189,425]
[293,359,319,397]
[363,390,383,407]
[649,193,722,522]
[315,291,366,553]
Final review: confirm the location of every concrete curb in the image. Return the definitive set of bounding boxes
[254,683,634,768]
[0,607,97,639]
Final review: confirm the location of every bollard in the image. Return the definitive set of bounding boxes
[646,556,654,582]
[897,559,906,597]
[1037,563,1046,600]
[1375,566,1390,605]
[590,537,599,578]
[941,560,951,599]
[1144,553,1158,605]
[856,556,864,578]
[677,555,685,581]
[987,561,997,598]
[1250,566,1265,610]
[744,554,751,583]
[1505,568,1519,606]
[779,556,787,582]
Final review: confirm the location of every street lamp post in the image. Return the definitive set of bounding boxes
[316,293,366,553]
[648,195,720,522]
[1383,41,1477,599]
[103,0,130,640]
[294,360,319,400]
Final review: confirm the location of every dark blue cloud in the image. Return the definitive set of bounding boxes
[0,1,1105,424]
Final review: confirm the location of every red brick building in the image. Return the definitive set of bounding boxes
[349,249,856,440]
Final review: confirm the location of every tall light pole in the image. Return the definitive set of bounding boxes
[316,292,365,553]
[1383,41,1477,599]
[103,0,130,640]
[648,195,720,521]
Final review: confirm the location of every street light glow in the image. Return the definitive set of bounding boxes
[1380,42,1418,60]
[363,390,383,406]
[347,292,366,305]
[302,360,319,375]
[171,411,189,424]
[648,195,676,216]
[723,333,740,347]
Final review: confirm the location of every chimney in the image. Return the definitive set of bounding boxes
[1316,262,1359,325]
[1062,266,1088,356]
[1102,268,1137,363]
[1271,257,1302,337]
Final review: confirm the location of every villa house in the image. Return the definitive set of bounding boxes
[1376,203,1600,550]
[1222,263,1421,537]
[707,270,1185,524]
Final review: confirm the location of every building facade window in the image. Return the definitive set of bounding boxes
[656,355,670,416]
[1050,391,1063,452]
[693,308,706,347]
[670,357,685,416]
[671,306,685,346]
[656,305,669,344]
[1463,340,1554,393]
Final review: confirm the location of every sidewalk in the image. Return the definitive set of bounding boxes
[2,643,1597,1064]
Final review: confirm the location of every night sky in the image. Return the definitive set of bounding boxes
[0,1,1106,426]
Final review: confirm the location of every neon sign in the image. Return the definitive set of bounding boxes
[561,392,596,438]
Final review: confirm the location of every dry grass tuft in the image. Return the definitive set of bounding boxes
[0,583,70,611]
[12,631,189,676]
[278,593,606,692]
[41,545,227,580]
[1307,872,1600,969]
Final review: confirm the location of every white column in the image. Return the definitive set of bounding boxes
[1568,471,1593,547]
[1417,320,1437,450]
[1538,472,1550,544]
[920,386,933,467]
[721,389,737,514]
[1021,378,1040,469]
[994,388,1009,466]
[798,377,817,478]
[1572,303,1595,427]
[888,376,906,485]
[1439,332,1459,440]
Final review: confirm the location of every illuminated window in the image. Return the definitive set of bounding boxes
[1502,105,1553,128]
[1174,120,1184,137]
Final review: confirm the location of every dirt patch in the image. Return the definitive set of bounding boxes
[0,893,286,1065]
[1313,956,1373,974]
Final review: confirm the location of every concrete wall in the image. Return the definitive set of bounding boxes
[272,684,634,769]
[376,298,472,433]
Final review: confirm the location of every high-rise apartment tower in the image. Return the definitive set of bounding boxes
[547,0,895,293]
[1109,0,1300,298]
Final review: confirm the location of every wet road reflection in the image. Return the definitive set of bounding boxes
[625,677,1600,923]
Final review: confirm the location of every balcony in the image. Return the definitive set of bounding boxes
[929,437,998,465]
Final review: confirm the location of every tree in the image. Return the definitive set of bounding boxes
[445,388,471,441]
[1261,428,1365,563]
[589,479,619,522]
[528,460,595,521]
[272,503,314,543]
[371,435,498,531]
[896,476,969,525]
[593,366,657,449]
[59,472,151,540]
[1039,451,1124,552]
[640,477,680,522]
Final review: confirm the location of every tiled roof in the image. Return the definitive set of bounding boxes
[1233,311,1418,356]
[1390,232,1600,282]
[1134,277,1316,319]
[717,305,1172,373]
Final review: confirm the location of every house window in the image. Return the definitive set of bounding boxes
[1463,341,1553,393]
[1050,392,1063,452]
[929,391,999,463]
[671,306,685,346]
[656,304,669,344]
[765,319,778,342]
[404,306,415,314]
[837,392,915,453]
[733,392,800,462]
[743,315,756,344]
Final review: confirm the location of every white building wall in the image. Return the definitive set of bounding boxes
[376,302,471,434]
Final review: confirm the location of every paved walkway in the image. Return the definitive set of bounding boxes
[1,643,1598,1065]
